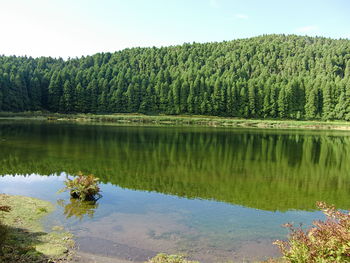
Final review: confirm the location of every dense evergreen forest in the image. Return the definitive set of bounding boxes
[1,34,350,120]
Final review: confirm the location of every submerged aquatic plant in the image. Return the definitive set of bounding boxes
[274,202,350,263]
[60,172,101,201]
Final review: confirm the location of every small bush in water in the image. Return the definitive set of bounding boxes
[146,254,199,263]
[61,172,101,201]
[274,202,350,263]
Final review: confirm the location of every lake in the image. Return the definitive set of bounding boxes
[1,120,350,262]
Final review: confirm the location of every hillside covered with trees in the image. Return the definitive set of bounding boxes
[0,34,350,120]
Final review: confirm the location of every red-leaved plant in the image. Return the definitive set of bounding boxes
[60,172,101,201]
[274,202,350,263]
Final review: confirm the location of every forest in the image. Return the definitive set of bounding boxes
[0,34,350,120]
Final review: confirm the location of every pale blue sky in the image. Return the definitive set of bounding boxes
[0,0,349,58]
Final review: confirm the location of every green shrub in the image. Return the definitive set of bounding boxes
[274,202,350,263]
[146,253,199,263]
[60,172,101,201]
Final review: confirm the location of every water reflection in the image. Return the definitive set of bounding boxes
[0,173,325,263]
[0,120,350,211]
[2,121,350,262]
[57,198,99,220]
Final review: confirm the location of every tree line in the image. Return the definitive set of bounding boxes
[0,34,350,120]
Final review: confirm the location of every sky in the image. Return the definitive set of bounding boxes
[0,0,349,58]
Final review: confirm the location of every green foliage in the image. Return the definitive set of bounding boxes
[146,253,199,263]
[0,35,350,120]
[274,202,350,262]
[60,172,101,201]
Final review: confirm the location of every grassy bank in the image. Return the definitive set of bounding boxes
[1,112,350,131]
[0,194,74,263]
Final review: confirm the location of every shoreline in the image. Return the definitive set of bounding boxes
[1,112,350,131]
[0,194,74,263]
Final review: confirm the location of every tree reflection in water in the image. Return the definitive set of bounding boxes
[57,198,99,220]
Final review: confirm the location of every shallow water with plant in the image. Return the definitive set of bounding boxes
[1,120,350,262]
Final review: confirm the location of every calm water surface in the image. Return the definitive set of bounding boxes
[1,120,350,262]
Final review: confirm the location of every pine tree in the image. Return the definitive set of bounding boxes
[75,83,86,112]
[322,83,334,120]
[262,87,271,118]
[62,80,75,112]
[29,77,42,110]
[248,83,257,117]
[239,87,249,118]
[344,81,350,120]
[305,88,318,119]
[278,87,288,119]
[48,72,62,112]
[269,85,278,118]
